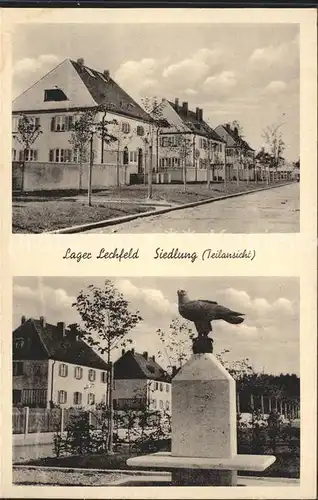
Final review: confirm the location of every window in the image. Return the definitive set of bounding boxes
[50,115,73,132]
[87,393,95,405]
[58,390,67,404]
[13,390,22,405]
[159,400,163,409]
[137,125,145,136]
[44,88,68,102]
[152,399,157,409]
[12,117,20,133]
[160,136,178,147]
[101,371,107,383]
[166,384,170,393]
[59,363,68,377]
[49,149,72,163]
[74,366,83,379]
[159,383,163,392]
[129,151,137,163]
[155,382,159,390]
[122,122,131,134]
[20,149,38,162]
[12,149,17,161]
[73,391,82,405]
[166,401,170,411]
[13,361,23,376]
[85,67,96,78]
[88,369,96,382]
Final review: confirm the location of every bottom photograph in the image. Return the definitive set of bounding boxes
[12,276,300,487]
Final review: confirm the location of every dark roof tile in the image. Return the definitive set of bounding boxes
[71,60,152,123]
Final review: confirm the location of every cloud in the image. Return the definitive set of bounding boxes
[203,71,237,95]
[162,48,222,90]
[249,35,299,67]
[216,287,295,321]
[264,80,287,94]
[14,284,75,310]
[115,279,177,316]
[114,58,158,96]
[13,54,60,76]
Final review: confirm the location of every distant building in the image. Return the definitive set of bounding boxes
[214,123,255,181]
[156,98,226,181]
[12,316,109,408]
[12,58,152,173]
[113,349,171,413]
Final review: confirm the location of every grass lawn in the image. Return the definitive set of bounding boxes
[12,180,290,233]
[12,200,151,233]
[20,446,299,479]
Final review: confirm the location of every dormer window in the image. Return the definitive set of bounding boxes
[44,89,68,102]
[85,67,96,78]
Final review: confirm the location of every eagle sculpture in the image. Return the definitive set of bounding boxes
[177,289,245,337]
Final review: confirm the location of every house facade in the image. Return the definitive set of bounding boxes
[214,123,255,181]
[156,98,226,181]
[12,58,152,175]
[12,316,109,408]
[113,349,171,413]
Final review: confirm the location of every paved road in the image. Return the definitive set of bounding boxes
[86,183,299,234]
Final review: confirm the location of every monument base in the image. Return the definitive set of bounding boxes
[127,452,276,487]
[172,469,237,486]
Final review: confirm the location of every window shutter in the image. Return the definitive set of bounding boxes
[50,117,55,131]
[35,117,40,129]
[34,150,38,161]
[49,150,53,162]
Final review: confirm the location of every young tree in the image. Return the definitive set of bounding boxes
[13,115,42,162]
[111,120,134,187]
[262,122,286,181]
[156,317,195,373]
[69,106,117,203]
[141,97,168,199]
[72,279,143,453]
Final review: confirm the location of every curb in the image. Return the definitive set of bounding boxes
[13,464,169,476]
[45,182,296,234]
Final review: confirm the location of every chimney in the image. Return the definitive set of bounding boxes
[21,315,26,325]
[121,348,125,356]
[143,351,148,360]
[152,355,155,362]
[131,348,135,355]
[39,316,46,328]
[57,321,66,337]
[172,365,178,377]
[77,58,85,67]
[195,107,200,120]
[234,127,238,136]
[175,97,179,109]
[103,69,110,80]
[182,101,188,115]
[225,123,230,131]
[199,108,203,122]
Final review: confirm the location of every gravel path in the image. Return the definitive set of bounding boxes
[13,467,125,486]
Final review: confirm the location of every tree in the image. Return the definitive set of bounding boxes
[72,279,143,453]
[110,120,134,188]
[141,97,168,199]
[262,122,286,181]
[69,106,117,202]
[13,115,42,162]
[156,317,195,373]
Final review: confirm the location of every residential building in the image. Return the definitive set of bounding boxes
[113,349,171,413]
[12,316,109,408]
[12,58,152,174]
[214,123,255,181]
[156,98,226,180]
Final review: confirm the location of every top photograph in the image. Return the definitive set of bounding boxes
[11,23,300,234]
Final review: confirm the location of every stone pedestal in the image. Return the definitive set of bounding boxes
[127,352,276,486]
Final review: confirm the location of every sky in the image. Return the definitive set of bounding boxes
[13,276,299,376]
[12,23,299,161]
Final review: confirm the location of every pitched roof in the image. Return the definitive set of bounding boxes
[219,124,254,151]
[114,350,171,382]
[168,101,225,142]
[13,318,110,371]
[70,60,152,122]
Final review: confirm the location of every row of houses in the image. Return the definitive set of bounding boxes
[12,58,258,187]
[13,316,300,422]
[12,316,172,412]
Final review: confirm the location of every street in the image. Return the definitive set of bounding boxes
[86,183,299,234]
